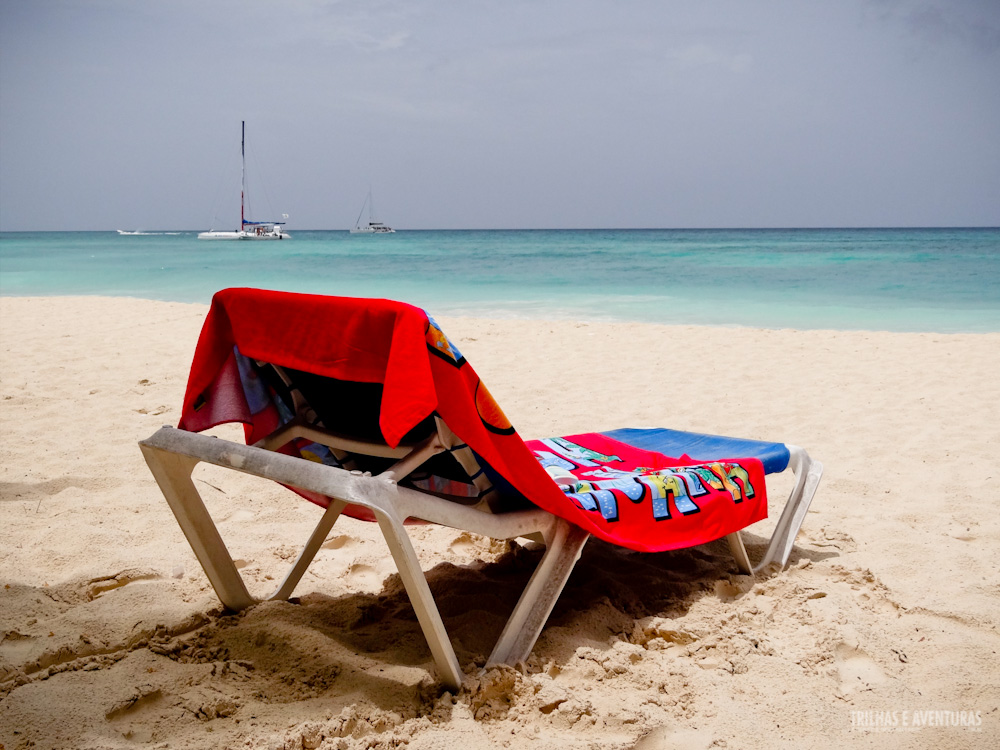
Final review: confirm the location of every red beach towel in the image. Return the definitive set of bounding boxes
[179,288,766,552]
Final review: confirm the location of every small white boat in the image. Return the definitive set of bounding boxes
[350,189,395,234]
[199,121,290,240]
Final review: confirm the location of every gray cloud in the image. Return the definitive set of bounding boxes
[1,0,997,230]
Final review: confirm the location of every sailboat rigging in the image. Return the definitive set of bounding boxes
[199,121,290,240]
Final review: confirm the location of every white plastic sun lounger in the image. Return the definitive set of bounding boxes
[139,287,822,690]
[139,423,821,690]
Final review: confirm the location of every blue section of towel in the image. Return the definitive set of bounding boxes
[602,428,790,475]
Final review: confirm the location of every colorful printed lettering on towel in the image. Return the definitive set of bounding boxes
[525,432,767,549]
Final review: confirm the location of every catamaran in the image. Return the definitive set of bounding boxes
[199,121,290,240]
[350,189,395,233]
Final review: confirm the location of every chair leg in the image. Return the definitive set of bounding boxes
[372,507,465,691]
[488,520,590,666]
[755,446,824,572]
[726,532,753,575]
[140,444,257,611]
[267,498,346,601]
[140,441,347,610]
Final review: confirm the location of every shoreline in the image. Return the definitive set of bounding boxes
[2,296,998,748]
[4,293,1000,336]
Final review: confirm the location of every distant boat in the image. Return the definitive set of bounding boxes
[350,189,395,234]
[199,121,290,240]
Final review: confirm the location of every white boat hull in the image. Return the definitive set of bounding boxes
[198,230,290,240]
[350,223,395,234]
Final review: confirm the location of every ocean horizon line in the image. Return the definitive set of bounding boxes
[3,225,999,235]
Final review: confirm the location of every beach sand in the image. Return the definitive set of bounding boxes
[1,296,998,749]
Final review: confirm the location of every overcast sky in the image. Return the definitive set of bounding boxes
[1,0,998,231]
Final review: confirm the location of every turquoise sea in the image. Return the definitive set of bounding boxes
[1,228,998,332]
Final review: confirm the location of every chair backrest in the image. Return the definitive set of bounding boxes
[178,288,547,520]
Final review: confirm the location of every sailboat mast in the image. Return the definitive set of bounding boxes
[354,191,368,229]
[240,121,245,229]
